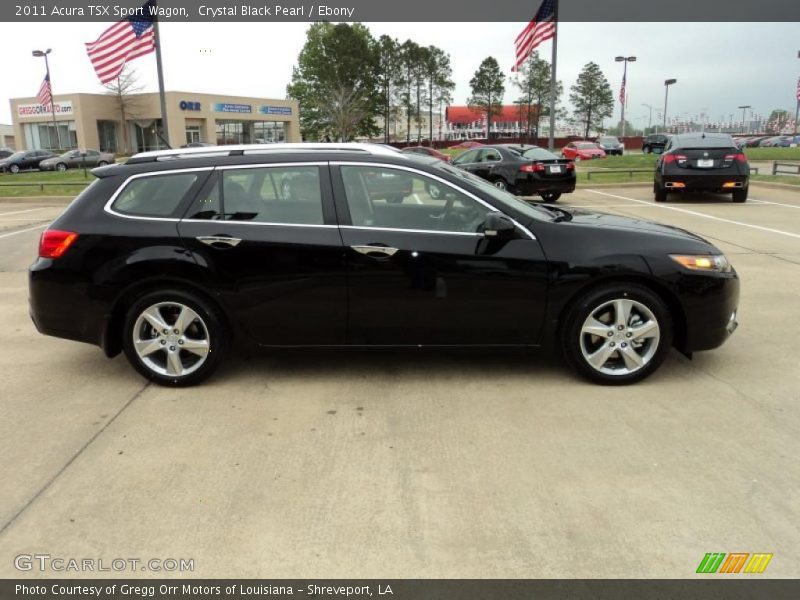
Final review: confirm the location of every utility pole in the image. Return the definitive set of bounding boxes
[615,56,636,137]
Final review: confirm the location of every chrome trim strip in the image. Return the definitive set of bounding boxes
[182,219,337,229]
[329,161,536,240]
[103,167,214,222]
[214,161,327,171]
[131,142,403,161]
[339,225,481,237]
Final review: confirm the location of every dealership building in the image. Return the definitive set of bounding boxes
[9,91,300,154]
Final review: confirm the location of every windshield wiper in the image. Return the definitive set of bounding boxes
[540,204,573,222]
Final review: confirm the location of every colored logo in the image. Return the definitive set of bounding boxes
[696,553,773,574]
[259,105,292,116]
[179,100,201,111]
[212,103,252,114]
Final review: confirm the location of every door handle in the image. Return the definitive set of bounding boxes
[350,244,399,257]
[196,235,242,248]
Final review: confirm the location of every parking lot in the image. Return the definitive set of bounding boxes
[0,184,798,578]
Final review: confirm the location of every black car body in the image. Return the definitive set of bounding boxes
[29,143,739,387]
[451,144,576,201]
[0,148,15,160]
[642,134,670,154]
[596,136,624,156]
[654,133,750,203]
[0,149,55,173]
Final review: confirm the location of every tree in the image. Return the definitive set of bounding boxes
[569,62,614,139]
[287,22,381,141]
[376,35,400,143]
[512,52,562,143]
[605,120,637,136]
[468,57,505,140]
[765,109,792,134]
[424,46,454,143]
[396,40,422,142]
[413,46,431,142]
[103,65,143,154]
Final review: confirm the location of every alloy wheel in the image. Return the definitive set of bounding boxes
[579,298,660,376]
[132,301,210,378]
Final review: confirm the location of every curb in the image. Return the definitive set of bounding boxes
[748,181,800,191]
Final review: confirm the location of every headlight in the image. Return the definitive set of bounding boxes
[670,254,732,273]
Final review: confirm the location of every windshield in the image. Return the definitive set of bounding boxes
[522,148,559,160]
[598,137,618,144]
[432,162,553,222]
[576,143,597,149]
[6,152,25,160]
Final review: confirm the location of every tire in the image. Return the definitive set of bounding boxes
[492,178,513,193]
[561,283,673,385]
[540,192,561,202]
[654,185,668,203]
[732,186,748,203]
[56,163,67,172]
[97,160,109,167]
[643,146,652,154]
[9,164,19,174]
[122,289,227,387]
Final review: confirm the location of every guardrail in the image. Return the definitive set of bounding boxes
[772,162,800,175]
[0,182,89,193]
[584,169,651,180]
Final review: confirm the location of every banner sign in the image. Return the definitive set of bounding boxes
[212,103,252,114]
[17,101,74,118]
[259,105,293,116]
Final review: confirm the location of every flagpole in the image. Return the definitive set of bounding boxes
[547,0,558,150]
[152,2,171,149]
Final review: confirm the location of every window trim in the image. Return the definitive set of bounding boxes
[103,167,213,222]
[331,161,536,240]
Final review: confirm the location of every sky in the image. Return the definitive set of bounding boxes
[1,21,799,128]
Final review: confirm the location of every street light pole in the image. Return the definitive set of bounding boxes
[615,56,636,138]
[663,79,676,131]
[794,50,799,136]
[32,48,62,150]
[738,105,751,134]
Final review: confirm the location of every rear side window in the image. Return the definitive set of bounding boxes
[112,172,200,217]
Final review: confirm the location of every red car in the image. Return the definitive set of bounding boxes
[561,141,606,161]
[400,145,451,162]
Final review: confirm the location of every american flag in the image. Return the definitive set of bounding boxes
[619,72,626,105]
[85,0,155,84]
[37,74,52,109]
[513,0,556,72]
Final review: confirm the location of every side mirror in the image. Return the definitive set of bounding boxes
[483,212,515,238]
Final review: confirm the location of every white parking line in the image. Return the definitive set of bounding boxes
[750,198,800,210]
[0,224,47,239]
[586,189,800,240]
[0,208,49,218]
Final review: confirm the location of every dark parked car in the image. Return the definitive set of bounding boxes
[30,143,739,387]
[654,133,749,203]
[38,149,115,171]
[0,147,15,160]
[0,149,55,173]
[451,144,575,202]
[596,136,624,156]
[400,145,450,162]
[642,134,670,154]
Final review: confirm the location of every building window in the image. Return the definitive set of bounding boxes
[130,120,165,153]
[216,121,246,145]
[23,121,77,151]
[254,121,286,143]
[97,121,118,153]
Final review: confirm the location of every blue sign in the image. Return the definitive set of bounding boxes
[213,103,252,114]
[259,105,292,116]
[179,100,201,111]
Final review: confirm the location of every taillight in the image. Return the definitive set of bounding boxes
[520,163,545,173]
[39,230,78,259]
[663,154,687,164]
[566,161,575,171]
[724,153,747,163]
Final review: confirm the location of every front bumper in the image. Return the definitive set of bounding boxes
[600,148,623,155]
[678,270,740,352]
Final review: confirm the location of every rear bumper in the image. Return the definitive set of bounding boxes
[659,173,748,192]
[515,176,576,196]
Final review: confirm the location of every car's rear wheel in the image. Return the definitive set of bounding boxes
[9,164,19,174]
[643,146,652,154]
[732,186,748,203]
[97,160,109,167]
[122,289,227,387]
[492,178,513,194]
[56,163,67,172]
[540,192,561,202]
[562,284,672,385]
[654,185,668,202]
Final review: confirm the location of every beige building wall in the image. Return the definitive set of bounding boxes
[10,91,300,153]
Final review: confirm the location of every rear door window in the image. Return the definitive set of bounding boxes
[112,172,201,217]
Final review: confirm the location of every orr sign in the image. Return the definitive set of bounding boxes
[17,101,74,118]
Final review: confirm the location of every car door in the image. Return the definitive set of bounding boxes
[332,162,548,346]
[473,148,502,180]
[22,152,39,169]
[84,150,101,167]
[177,162,347,346]
[451,148,481,174]
[562,143,575,159]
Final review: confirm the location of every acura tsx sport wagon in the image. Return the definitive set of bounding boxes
[29,143,739,386]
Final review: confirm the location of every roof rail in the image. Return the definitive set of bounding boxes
[126,142,404,164]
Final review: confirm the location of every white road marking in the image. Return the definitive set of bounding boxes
[750,198,800,210]
[0,224,47,239]
[586,189,800,240]
[0,207,50,218]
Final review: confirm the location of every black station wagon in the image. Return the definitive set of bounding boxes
[29,144,739,386]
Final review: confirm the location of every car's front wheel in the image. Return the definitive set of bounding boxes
[97,160,109,167]
[122,289,227,386]
[540,192,561,202]
[643,146,652,154]
[561,284,672,384]
[9,164,19,174]
[56,163,67,172]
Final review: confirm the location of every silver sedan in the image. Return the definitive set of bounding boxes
[38,149,115,171]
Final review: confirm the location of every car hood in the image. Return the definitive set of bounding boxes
[558,207,711,243]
